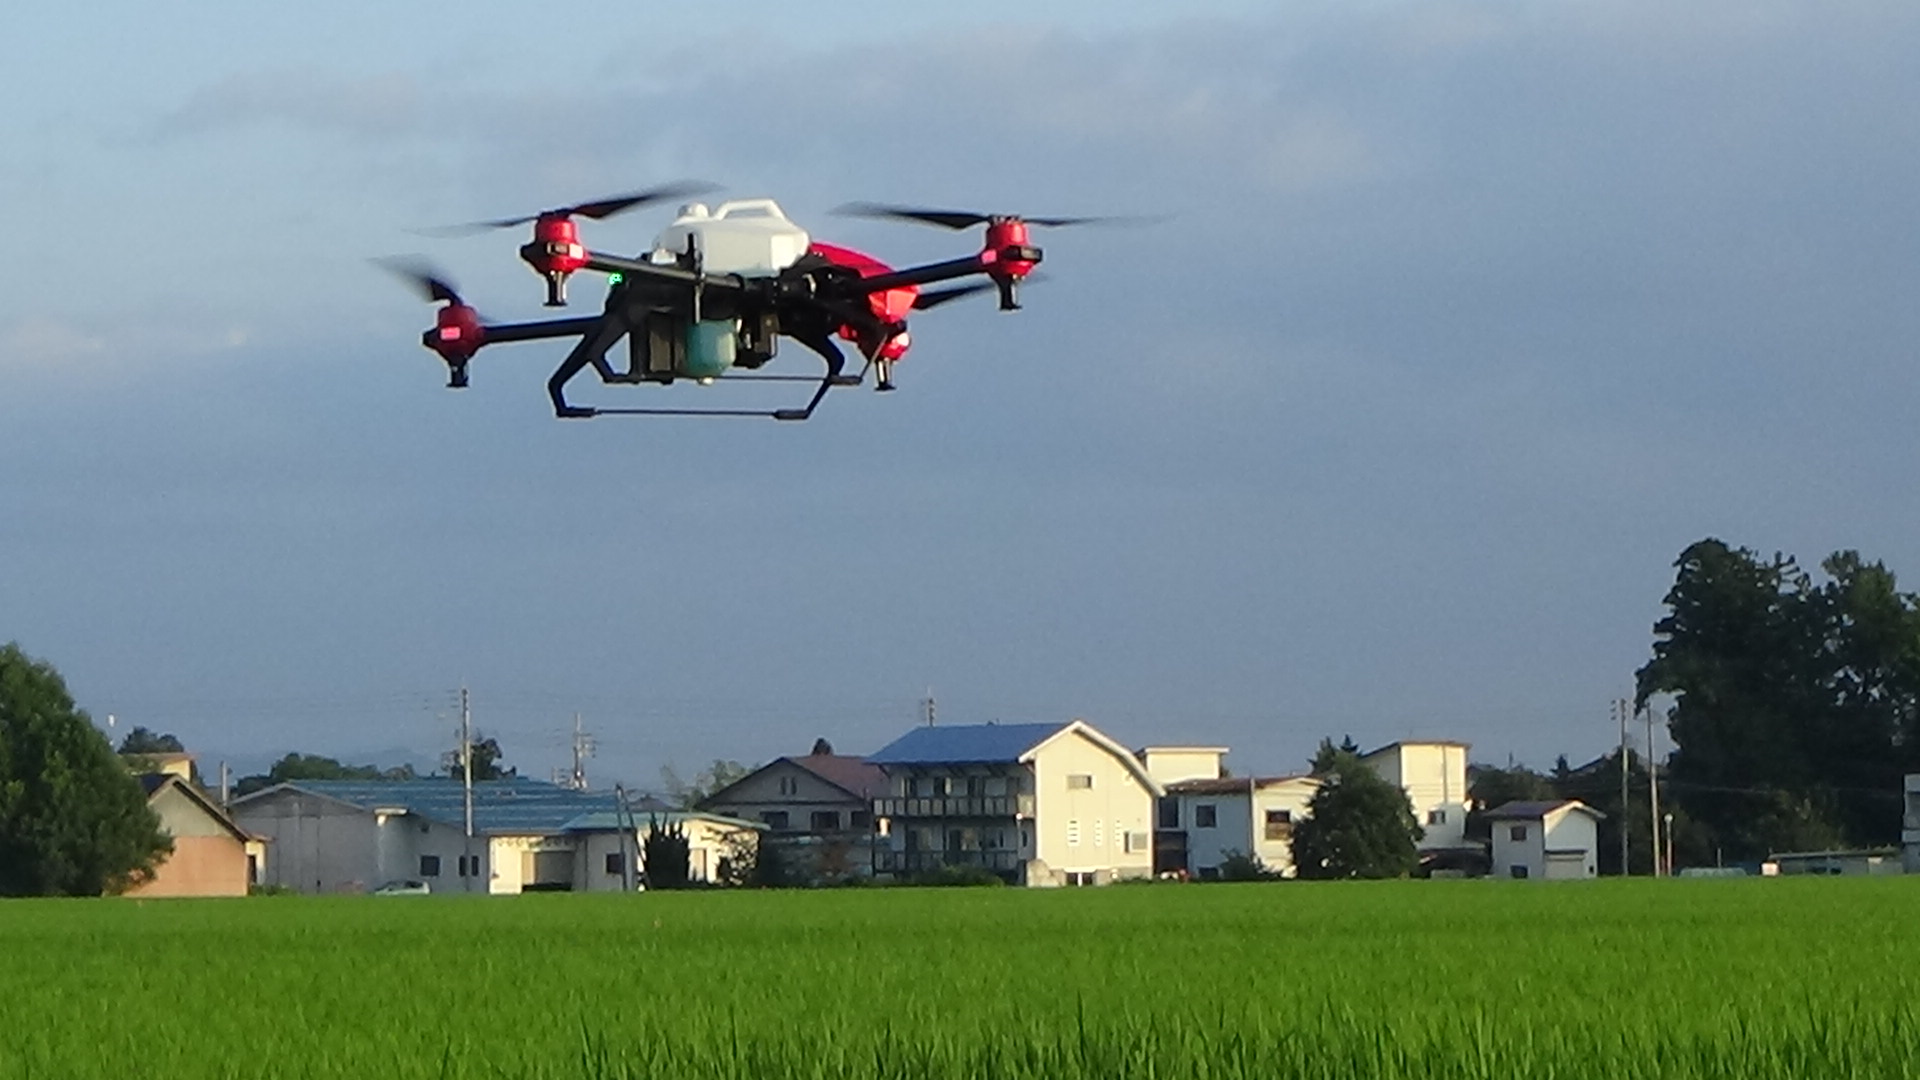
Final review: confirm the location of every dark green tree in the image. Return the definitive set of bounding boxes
[446,736,513,782]
[0,644,172,896]
[1464,763,1558,843]
[641,816,691,890]
[1291,740,1422,879]
[1638,539,1920,858]
[233,753,416,797]
[117,727,184,755]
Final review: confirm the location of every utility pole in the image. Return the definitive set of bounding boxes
[461,685,474,892]
[1617,699,1630,876]
[569,713,594,791]
[219,761,231,808]
[1645,702,1662,878]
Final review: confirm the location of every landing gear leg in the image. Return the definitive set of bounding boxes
[546,312,634,418]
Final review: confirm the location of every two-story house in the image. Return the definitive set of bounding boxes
[869,720,1162,886]
[697,751,887,882]
[1486,799,1604,879]
[1361,740,1473,858]
[1161,774,1322,879]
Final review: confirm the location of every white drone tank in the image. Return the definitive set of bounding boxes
[649,200,811,379]
[650,199,811,276]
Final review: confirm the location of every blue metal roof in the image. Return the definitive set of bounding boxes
[867,723,1067,766]
[273,778,628,836]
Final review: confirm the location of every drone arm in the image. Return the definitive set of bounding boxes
[479,317,604,344]
[848,255,993,296]
[581,252,748,295]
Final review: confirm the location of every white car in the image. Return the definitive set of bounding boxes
[372,879,432,896]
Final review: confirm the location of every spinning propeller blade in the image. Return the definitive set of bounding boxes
[375,256,466,305]
[913,273,1051,311]
[420,181,721,236]
[832,202,1159,230]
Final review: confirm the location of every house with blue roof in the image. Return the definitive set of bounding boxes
[230,777,760,895]
[868,719,1162,886]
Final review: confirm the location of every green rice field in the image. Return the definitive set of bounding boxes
[1,877,1914,1079]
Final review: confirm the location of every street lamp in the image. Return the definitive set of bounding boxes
[1663,812,1675,876]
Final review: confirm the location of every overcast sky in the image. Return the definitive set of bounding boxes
[4,1,1917,788]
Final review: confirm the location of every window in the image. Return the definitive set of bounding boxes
[1428,809,1448,826]
[456,855,480,878]
[1510,864,1529,879]
[1509,825,1528,842]
[1157,797,1180,829]
[965,776,984,797]
[1195,804,1218,829]
[1124,831,1149,853]
[778,775,798,796]
[931,776,951,797]
[1066,774,1094,790]
[419,855,441,878]
[810,810,840,832]
[1065,871,1096,886]
[604,852,625,876]
[849,810,872,829]
[1067,819,1081,846]
[762,810,791,831]
[1264,809,1293,841]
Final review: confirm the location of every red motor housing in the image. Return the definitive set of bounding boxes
[519,214,590,306]
[981,219,1040,280]
[422,303,484,387]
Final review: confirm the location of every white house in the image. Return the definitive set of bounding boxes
[1486,799,1604,880]
[1904,774,1919,874]
[1162,774,1321,879]
[1361,740,1473,855]
[230,778,759,894]
[869,720,1162,887]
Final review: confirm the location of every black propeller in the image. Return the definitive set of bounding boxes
[913,273,1051,311]
[422,181,721,236]
[832,202,1155,230]
[375,256,466,306]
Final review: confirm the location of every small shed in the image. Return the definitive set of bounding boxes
[1485,799,1605,880]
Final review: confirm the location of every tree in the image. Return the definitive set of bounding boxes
[1291,740,1421,880]
[1637,539,1920,858]
[810,737,835,757]
[1464,763,1557,843]
[117,727,184,755]
[233,753,416,798]
[641,816,691,890]
[660,759,752,808]
[445,736,513,782]
[0,644,172,896]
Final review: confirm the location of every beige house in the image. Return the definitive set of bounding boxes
[1361,740,1472,856]
[126,774,262,898]
[870,719,1162,886]
[698,751,886,881]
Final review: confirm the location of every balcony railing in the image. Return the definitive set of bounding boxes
[873,795,1034,819]
[875,849,1023,874]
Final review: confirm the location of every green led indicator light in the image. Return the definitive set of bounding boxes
[606,272,624,286]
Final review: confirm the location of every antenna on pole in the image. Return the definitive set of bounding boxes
[923,688,937,727]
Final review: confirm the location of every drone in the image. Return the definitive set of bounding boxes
[386,182,1127,420]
